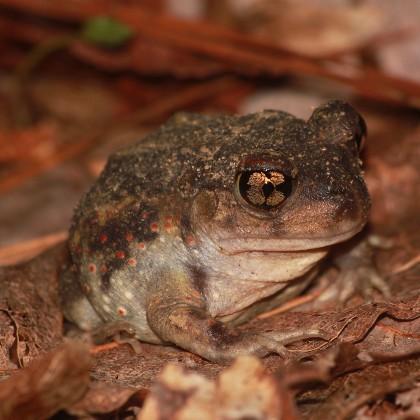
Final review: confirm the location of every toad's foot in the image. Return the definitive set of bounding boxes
[331,236,390,303]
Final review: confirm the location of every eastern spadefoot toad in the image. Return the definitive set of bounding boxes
[60,100,388,362]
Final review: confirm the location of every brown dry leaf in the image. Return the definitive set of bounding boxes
[247,293,420,359]
[138,355,299,420]
[0,340,91,420]
[87,294,420,391]
[68,381,148,417]
[215,356,298,419]
[212,0,384,57]
[357,316,420,359]
[138,363,216,420]
[307,357,420,420]
[394,385,420,417]
[0,244,65,369]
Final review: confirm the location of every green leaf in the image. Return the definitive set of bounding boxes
[81,16,134,48]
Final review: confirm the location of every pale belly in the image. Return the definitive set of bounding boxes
[203,248,328,317]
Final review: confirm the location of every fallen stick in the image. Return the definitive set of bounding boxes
[1,0,420,107]
[0,231,68,266]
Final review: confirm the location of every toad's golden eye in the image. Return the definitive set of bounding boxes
[236,169,293,211]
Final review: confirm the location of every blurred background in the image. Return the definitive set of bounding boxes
[0,0,419,265]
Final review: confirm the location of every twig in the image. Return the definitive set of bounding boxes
[257,288,325,320]
[2,0,420,107]
[0,130,100,195]
[390,253,420,276]
[0,231,68,266]
[89,342,121,354]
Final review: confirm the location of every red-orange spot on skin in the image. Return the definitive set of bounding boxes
[150,222,159,232]
[88,263,97,273]
[141,211,150,219]
[125,232,134,242]
[99,234,108,244]
[117,307,127,317]
[82,283,91,294]
[137,242,146,250]
[164,216,174,232]
[100,265,108,273]
[115,250,125,259]
[186,234,197,247]
[127,258,137,267]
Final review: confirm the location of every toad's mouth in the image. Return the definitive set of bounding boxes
[215,223,364,254]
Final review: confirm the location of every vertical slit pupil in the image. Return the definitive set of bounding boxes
[262,183,274,197]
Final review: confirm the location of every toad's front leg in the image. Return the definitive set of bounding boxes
[145,283,326,363]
